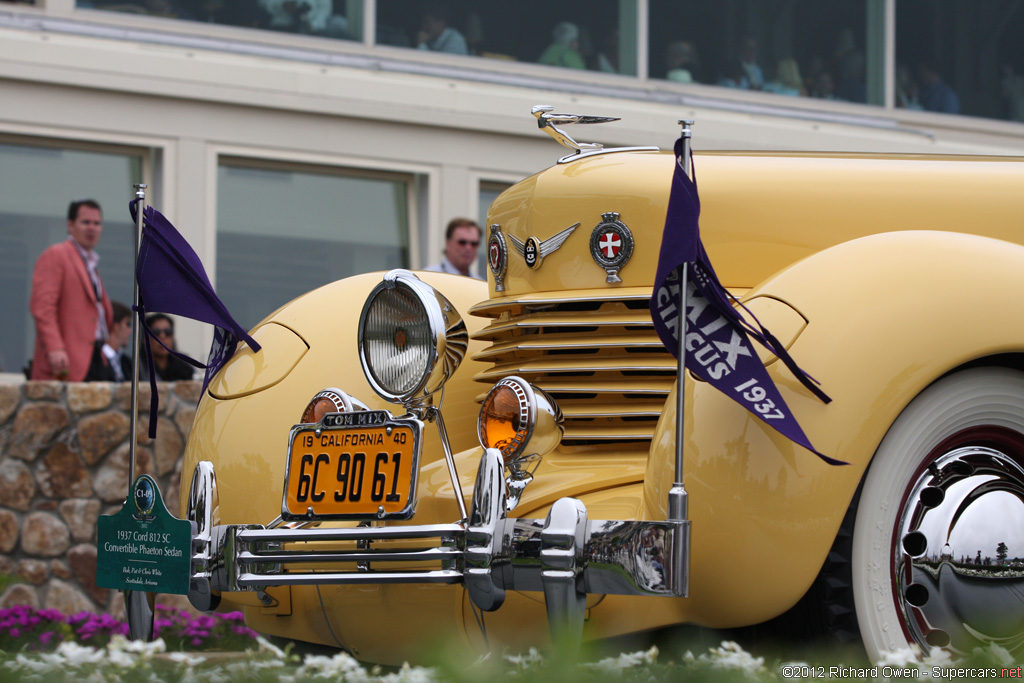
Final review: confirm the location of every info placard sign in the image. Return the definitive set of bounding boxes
[96,475,191,595]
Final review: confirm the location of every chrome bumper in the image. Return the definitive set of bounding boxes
[187,449,689,634]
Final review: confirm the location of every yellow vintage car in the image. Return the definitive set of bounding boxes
[173,107,1024,665]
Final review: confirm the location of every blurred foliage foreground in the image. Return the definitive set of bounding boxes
[0,605,1018,682]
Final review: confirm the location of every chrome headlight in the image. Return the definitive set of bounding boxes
[358,269,467,405]
[477,376,563,464]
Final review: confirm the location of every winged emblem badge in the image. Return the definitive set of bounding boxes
[508,222,579,269]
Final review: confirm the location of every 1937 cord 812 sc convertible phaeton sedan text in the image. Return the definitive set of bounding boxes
[174,107,1024,665]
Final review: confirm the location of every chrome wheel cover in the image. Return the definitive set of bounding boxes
[894,429,1024,657]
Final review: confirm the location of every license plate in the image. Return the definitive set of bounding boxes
[282,411,421,520]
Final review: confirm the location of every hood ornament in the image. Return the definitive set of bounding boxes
[509,223,579,270]
[532,105,658,164]
[590,212,634,283]
[487,224,508,292]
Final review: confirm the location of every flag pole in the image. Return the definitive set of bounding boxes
[126,183,155,642]
[668,120,694,598]
[128,184,146,488]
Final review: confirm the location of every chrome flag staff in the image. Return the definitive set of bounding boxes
[131,203,260,437]
[650,133,840,465]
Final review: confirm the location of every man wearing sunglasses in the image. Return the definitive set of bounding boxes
[424,217,484,279]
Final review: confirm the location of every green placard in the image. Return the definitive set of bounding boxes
[96,475,192,595]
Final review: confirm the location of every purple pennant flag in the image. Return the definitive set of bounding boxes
[649,139,842,466]
[132,203,260,437]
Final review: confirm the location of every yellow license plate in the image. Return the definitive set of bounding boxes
[282,413,421,520]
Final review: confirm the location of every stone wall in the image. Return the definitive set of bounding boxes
[0,380,200,617]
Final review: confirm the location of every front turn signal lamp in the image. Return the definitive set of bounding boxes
[478,376,563,464]
[300,388,353,424]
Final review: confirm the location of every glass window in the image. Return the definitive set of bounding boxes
[649,1,876,106]
[79,0,361,41]
[216,159,411,329]
[0,140,142,376]
[376,0,637,76]
[896,0,1024,121]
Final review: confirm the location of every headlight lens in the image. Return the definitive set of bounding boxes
[478,376,563,464]
[359,270,467,404]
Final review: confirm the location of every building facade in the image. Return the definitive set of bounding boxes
[2,0,1024,374]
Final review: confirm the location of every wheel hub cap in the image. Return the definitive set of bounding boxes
[896,444,1024,656]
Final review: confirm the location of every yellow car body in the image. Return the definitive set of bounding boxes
[179,126,1024,664]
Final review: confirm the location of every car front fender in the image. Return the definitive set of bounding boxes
[643,230,1024,628]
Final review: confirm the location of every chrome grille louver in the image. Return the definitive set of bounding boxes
[470,292,673,447]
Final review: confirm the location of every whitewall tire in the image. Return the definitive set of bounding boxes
[853,367,1024,661]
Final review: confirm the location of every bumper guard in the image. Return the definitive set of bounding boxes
[187,449,689,636]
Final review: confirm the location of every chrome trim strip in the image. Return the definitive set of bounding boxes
[236,570,463,587]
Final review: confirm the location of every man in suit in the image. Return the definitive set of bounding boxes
[29,199,114,381]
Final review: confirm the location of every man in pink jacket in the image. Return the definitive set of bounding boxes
[29,199,114,381]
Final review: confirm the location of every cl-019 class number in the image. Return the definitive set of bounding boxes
[282,418,420,520]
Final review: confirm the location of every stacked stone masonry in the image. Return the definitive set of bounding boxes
[0,380,201,618]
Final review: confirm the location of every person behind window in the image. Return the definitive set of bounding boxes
[1002,64,1024,122]
[424,218,483,279]
[538,22,586,70]
[416,3,468,55]
[896,64,922,110]
[141,313,195,381]
[29,199,114,381]
[917,61,960,114]
[737,36,764,90]
[664,40,699,83]
[764,58,805,97]
[86,300,133,382]
[258,0,331,34]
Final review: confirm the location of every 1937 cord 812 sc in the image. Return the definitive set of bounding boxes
[176,107,1024,665]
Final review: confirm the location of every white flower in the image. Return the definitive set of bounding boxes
[256,635,287,659]
[875,645,923,668]
[696,641,766,678]
[379,661,439,683]
[983,643,1014,668]
[585,646,659,674]
[106,648,137,668]
[109,634,167,656]
[51,641,107,667]
[504,647,545,669]
[167,651,208,667]
[8,653,56,674]
[292,651,368,680]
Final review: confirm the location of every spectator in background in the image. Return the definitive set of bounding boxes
[1002,65,1024,122]
[86,300,133,382]
[259,0,331,34]
[764,58,805,97]
[718,59,749,89]
[917,61,960,114]
[664,40,699,83]
[809,70,837,100]
[896,64,922,110]
[424,218,483,279]
[141,313,195,381]
[29,199,114,381]
[539,22,586,70]
[737,36,764,90]
[592,28,619,73]
[834,28,866,103]
[416,3,468,55]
